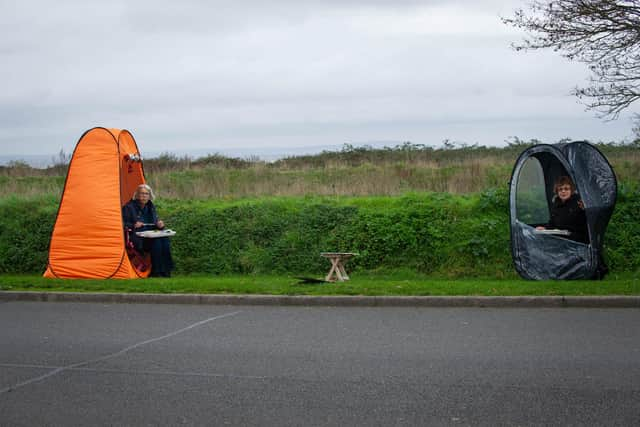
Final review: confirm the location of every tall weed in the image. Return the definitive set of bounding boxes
[3,141,637,199]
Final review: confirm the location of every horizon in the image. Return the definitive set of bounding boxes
[2,135,634,169]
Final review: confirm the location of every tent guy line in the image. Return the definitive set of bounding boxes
[0,310,242,394]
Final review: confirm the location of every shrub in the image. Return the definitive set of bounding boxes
[0,197,57,273]
[1,191,637,277]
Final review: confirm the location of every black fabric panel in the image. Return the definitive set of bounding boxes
[512,222,594,280]
[563,142,617,251]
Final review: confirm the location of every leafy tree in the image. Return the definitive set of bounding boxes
[503,1,640,119]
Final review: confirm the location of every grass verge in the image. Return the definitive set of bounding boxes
[1,273,639,296]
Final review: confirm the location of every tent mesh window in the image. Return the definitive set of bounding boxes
[515,157,548,226]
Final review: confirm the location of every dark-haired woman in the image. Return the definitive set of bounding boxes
[536,176,588,243]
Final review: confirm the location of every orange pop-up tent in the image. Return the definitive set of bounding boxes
[44,127,150,279]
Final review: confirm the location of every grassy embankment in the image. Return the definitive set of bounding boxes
[1,141,638,294]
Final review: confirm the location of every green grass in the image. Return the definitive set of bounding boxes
[1,273,639,296]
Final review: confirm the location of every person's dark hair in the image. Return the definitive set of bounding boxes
[553,176,575,194]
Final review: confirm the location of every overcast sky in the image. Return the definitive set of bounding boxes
[2,0,638,160]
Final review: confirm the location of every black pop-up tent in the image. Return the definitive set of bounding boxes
[509,141,617,280]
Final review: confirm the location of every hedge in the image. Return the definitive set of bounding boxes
[1,188,638,277]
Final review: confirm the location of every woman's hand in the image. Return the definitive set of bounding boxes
[578,200,585,209]
[134,221,144,229]
[156,220,165,229]
[535,226,545,230]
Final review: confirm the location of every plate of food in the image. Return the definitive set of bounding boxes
[135,229,176,238]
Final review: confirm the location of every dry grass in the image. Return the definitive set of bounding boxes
[2,142,638,199]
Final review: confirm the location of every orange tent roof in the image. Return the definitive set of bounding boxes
[44,127,150,279]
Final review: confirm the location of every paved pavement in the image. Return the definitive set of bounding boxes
[1,301,639,426]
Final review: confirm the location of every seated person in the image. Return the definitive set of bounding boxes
[536,176,588,243]
[122,184,174,277]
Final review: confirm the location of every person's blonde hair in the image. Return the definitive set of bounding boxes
[133,184,155,201]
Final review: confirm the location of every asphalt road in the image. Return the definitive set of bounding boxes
[1,302,639,426]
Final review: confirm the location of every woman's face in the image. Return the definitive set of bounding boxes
[136,188,151,204]
[556,184,573,202]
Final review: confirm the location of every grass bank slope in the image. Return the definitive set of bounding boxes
[1,189,638,277]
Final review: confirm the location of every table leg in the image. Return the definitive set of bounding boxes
[325,257,345,282]
[338,262,349,280]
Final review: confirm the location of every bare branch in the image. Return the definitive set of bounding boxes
[503,0,640,117]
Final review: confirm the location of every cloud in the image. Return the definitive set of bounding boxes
[0,0,636,158]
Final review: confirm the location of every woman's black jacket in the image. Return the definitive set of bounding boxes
[122,199,160,231]
[548,193,588,243]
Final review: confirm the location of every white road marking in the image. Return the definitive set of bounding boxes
[0,311,242,394]
[0,363,268,381]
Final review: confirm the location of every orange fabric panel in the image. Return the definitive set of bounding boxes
[45,127,151,279]
[118,130,146,206]
[116,130,149,278]
[46,128,140,279]
[113,254,150,279]
[44,253,147,278]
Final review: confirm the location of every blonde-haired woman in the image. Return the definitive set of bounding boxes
[122,184,174,277]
